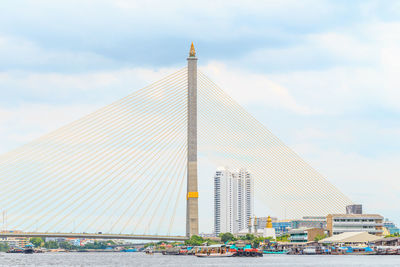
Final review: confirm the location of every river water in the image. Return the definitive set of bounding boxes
[1,252,400,266]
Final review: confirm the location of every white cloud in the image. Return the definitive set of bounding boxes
[233,21,400,114]
[0,35,115,71]
[200,61,318,115]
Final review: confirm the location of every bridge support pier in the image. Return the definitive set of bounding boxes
[186,43,199,237]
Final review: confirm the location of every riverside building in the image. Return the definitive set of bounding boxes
[288,228,325,243]
[326,214,384,236]
[327,204,384,236]
[291,216,327,229]
[0,230,29,248]
[383,219,400,235]
[214,167,253,235]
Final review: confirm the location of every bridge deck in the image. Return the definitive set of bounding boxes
[0,232,189,241]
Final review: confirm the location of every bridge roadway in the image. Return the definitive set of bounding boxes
[0,232,189,241]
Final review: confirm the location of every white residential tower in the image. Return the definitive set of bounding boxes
[214,167,253,235]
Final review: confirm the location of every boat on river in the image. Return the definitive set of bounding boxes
[263,249,289,254]
[195,245,234,257]
[23,244,34,254]
[345,246,375,255]
[6,247,24,253]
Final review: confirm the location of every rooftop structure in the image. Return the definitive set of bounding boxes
[319,231,381,244]
[291,216,326,230]
[346,204,362,214]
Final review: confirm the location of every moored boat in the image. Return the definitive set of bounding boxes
[345,246,375,255]
[122,248,137,252]
[23,244,34,254]
[376,246,400,255]
[263,249,288,254]
[6,247,24,253]
[195,244,234,257]
[229,243,263,257]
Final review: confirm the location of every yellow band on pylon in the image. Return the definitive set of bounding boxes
[187,192,199,199]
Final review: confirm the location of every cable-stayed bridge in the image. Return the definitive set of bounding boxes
[0,44,352,241]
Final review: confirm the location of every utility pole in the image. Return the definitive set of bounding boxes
[186,42,199,237]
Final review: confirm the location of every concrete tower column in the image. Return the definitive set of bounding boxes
[186,42,199,237]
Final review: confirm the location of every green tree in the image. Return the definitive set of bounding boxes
[240,234,255,241]
[204,238,219,245]
[314,234,327,242]
[59,241,76,250]
[185,235,204,246]
[276,234,289,242]
[219,232,236,243]
[29,237,44,248]
[44,241,59,249]
[83,241,109,249]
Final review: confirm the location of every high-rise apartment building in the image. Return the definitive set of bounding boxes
[214,167,253,235]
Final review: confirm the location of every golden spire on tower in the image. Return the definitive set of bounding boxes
[189,42,196,57]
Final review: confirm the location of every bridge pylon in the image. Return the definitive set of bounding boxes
[186,42,199,237]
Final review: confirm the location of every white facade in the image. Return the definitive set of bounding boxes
[327,214,384,236]
[214,167,253,235]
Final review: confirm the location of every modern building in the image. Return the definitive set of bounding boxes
[383,219,400,235]
[288,228,325,243]
[214,167,233,234]
[326,214,384,236]
[273,220,291,234]
[236,169,253,232]
[214,167,253,235]
[291,216,326,230]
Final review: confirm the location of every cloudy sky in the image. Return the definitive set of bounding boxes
[1,0,399,230]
